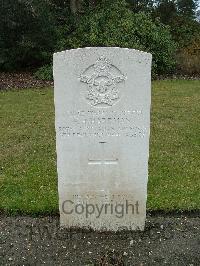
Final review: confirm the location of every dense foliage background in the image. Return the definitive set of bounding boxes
[0,0,199,78]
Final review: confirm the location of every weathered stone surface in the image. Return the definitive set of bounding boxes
[53,47,152,231]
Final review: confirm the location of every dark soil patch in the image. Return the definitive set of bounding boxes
[0,214,199,265]
[155,74,200,80]
[1,72,199,91]
[0,72,53,90]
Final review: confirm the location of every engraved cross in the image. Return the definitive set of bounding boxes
[88,142,118,166]
[88,141,118,180]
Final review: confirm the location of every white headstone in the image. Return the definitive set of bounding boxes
[53,47,152,231]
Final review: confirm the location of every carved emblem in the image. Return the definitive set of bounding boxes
[80,56,126,107]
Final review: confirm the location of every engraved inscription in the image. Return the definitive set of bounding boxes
[80,56,126,107]
[58,109,146,138]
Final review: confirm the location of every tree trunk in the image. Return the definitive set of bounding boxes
[70,0,78,14]
[70,0,98,14]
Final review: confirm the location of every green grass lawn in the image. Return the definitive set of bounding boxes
[0,80,200,214]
